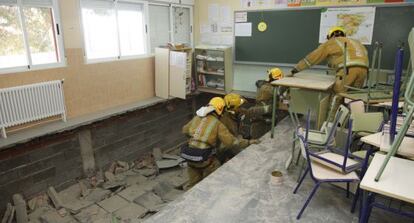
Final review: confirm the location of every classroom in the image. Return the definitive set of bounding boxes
[0,0,413,222]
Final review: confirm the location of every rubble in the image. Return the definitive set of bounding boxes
[12,194,28,223]
[97,195,129,213]
[3,150,189,223]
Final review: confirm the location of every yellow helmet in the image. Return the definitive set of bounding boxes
[224,93,245,110]
[327,26,346,39]
[267,67,284,81]
[209,97,225,115]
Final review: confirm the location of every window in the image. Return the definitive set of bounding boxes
[172,5,192,47]
[148,4,193,53]
[81,0,148,62]
[0,0,64,72]
[149,4,170,53]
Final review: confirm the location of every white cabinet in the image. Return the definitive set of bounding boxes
[155,47,193,99]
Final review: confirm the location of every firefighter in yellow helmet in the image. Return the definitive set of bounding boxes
[246,67,284,120]
[181,97,259,188]
[291,26,369,120]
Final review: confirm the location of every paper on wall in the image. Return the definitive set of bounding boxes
[220,6,232,22]
[201,24,210,34]
[235,23,252,37]
[170,52,186,69]
[221,36,234,45]
[219,22,233,33]
[208,4,220,22]
[235,12,248,23]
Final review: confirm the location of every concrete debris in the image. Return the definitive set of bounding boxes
[12,194,28,223]
[134,154,155,169]
[27,194,49,211]
[162,154,185,163]
[73,205,109,223]
[79,181,90,198]
[104,171,116,182]
[1,203,13,223]
[116,161,130,171]
[7,207,14,223]
[152,148,163,161]
[28,207,50,223]
[39,209,77,223]
[102,180,126,191]
[84,188,111,203]
[97,195,129,213]
[152,181,184,202]
[57,208,68,217]
[113,203,147,222]
[133,192,165,212]
[118,185,147,202]
[58,185,94,214]
[47,187,63,209]
[133,168,157,177]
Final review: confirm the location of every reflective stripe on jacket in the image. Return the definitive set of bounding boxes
[295,37,369,72]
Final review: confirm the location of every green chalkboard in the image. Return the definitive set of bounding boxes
[235,5,414,70]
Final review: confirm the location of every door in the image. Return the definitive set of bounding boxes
[169,51,187,99]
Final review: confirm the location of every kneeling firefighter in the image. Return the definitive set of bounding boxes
[181,97,259,188]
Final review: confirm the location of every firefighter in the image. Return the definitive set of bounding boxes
[181,97,259,188]
[291,26,369,120]
[246,67,284,120]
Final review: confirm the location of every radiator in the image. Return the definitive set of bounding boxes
[0,80,67,138]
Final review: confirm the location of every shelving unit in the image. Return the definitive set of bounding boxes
[194,45,233,94]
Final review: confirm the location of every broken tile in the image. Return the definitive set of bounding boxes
[1,203,13,223]
[162,154,184,163]
[133,192,165,212]
[28,207,50,223]
[118,185,147,202]
[59,184,94,214]
[47,187,63,209]
[152,148,163,161]
[104,171,116,182]
[97,195,129,213]
[152,181,184,202]
[27,194,49,211]
[124,174,147,187]
[13,193,28,223]
[85,188,111,203]
[156,159,181,169]
[102,180,126,191]
[113,204,147,221]
[133,168,157,177]
[39,209,77,223]
[74,204,110,223]
[79,181,90,198]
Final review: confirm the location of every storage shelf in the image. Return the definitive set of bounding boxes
[197,86,226,95]
[197,70,225,76]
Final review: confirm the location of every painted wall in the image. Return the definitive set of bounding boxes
[0,0,155,118]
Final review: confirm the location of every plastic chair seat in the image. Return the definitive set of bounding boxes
[311,161,360,181]
[307,130,327,144]
[310,151,359,173]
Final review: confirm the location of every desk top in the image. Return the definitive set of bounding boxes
[360,132,414,158]
[360,153,414,204]
[271,73,335,91]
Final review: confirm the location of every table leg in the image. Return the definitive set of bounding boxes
[271,86,278,138]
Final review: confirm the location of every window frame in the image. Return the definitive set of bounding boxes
[170,4,193,48]
[0,0,66,75]
[80,0,151,64]
[148,2,171,54]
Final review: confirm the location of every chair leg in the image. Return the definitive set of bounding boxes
[297,183,321,220]
[351,185,361,213]
[293,167,309,194]
[296,157,306,183]
[346,182,350,198]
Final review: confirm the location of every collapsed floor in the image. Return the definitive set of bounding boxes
[2,148,189,223]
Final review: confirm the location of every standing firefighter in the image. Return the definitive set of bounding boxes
[291,26,369,120]
[181,97,258,188]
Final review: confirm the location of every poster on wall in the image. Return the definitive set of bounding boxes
[287,0,301,6]
[319,7,376,44]
[301,0,316,6]
[274,0,288,7]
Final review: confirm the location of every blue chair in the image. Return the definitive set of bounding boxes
[293,111,361,220]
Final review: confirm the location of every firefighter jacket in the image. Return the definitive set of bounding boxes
[182,114,249,150]
[294,37,369,73]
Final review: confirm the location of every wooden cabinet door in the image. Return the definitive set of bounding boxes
[169,51,187,99]
[155,48,170,99]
